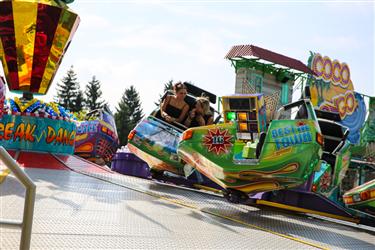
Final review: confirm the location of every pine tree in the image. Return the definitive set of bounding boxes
[56,65,79,111]
[115,85,143,145]
[154,79,173,106]
[72,89,85,112]
[85,76,105,111]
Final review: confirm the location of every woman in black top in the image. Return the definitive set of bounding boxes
[184,97,213,128]
[160,82,189,124]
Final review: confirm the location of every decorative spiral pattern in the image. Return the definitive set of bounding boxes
[341,63,350,86]
[332,60,341,82]
[311,53,351,88]
[341,92,367,144]
[322,56,333,81]
[312,54,324,77]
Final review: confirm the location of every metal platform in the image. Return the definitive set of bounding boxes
[1,154,374,249]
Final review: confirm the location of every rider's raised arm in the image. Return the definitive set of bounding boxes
[160,95,171,120]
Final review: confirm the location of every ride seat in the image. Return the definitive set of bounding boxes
[184,95,197,110]
[318,118,349,175]
[295,104,308,119]
[318,119,349,154]
[153,91,197,130]
[322,152,336,174]
[256,132,266,159]
[153,90,218,127]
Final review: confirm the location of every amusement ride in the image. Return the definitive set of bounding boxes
[0,0,374,249]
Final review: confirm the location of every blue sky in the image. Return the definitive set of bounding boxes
[11,0,375,114]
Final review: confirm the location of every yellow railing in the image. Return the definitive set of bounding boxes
[0,147,36,250]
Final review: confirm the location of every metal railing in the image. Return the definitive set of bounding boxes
[0,147,36,250]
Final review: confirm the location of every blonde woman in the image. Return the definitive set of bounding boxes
[184,97,213,127]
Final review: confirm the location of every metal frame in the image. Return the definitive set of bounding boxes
[0,147,36,250]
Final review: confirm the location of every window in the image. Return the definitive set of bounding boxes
[135,118,181,153]
[281,83,289,105]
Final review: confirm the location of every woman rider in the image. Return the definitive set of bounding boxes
[184,96,213,127]
[160,82,189,125]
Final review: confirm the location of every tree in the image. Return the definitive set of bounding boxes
[72,89,85,112]
[154,79,173,107]
[85,76,105,111]
[56,65,80,111]
[115,85,143,146]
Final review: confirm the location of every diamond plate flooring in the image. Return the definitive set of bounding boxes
[1,165,374,249]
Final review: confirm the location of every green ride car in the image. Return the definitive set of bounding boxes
[178,96,324,202]
[127,83,217,180]
[343,179,375,216]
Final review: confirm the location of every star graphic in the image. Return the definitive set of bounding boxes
[296,121,306,127]
[203,128,233,155]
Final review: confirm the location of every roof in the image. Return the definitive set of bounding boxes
[225,44,315,75]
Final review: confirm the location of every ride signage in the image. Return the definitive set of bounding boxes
[0,114,76,154]
[271,123,313,150]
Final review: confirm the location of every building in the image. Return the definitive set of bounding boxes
[225,45,314,120]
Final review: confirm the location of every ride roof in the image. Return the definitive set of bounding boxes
[225,44,315,75]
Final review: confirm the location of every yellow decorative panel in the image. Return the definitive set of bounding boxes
[12,1,38,90]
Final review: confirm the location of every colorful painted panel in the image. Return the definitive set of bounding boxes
[343,179,375,215]
[307,52,366,143]
[313,141,351,200]
[74,110,119,164]
[0,0,80,95]
[178,118,321,193]
[128,116,184,175]
[257,94,267,132]
[0,114,76,154]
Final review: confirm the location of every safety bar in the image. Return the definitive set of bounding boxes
[0,147,36,250]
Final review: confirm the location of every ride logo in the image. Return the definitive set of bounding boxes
[0,122,75,146]
[0,114,76,154]
[46,126,75,146]
[271,123,312,150]
[0,122,36,142]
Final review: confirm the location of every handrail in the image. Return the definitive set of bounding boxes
[0,147,36,250]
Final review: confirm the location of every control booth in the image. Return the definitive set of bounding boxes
[221,94,267,142]
[221,94,267,160]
